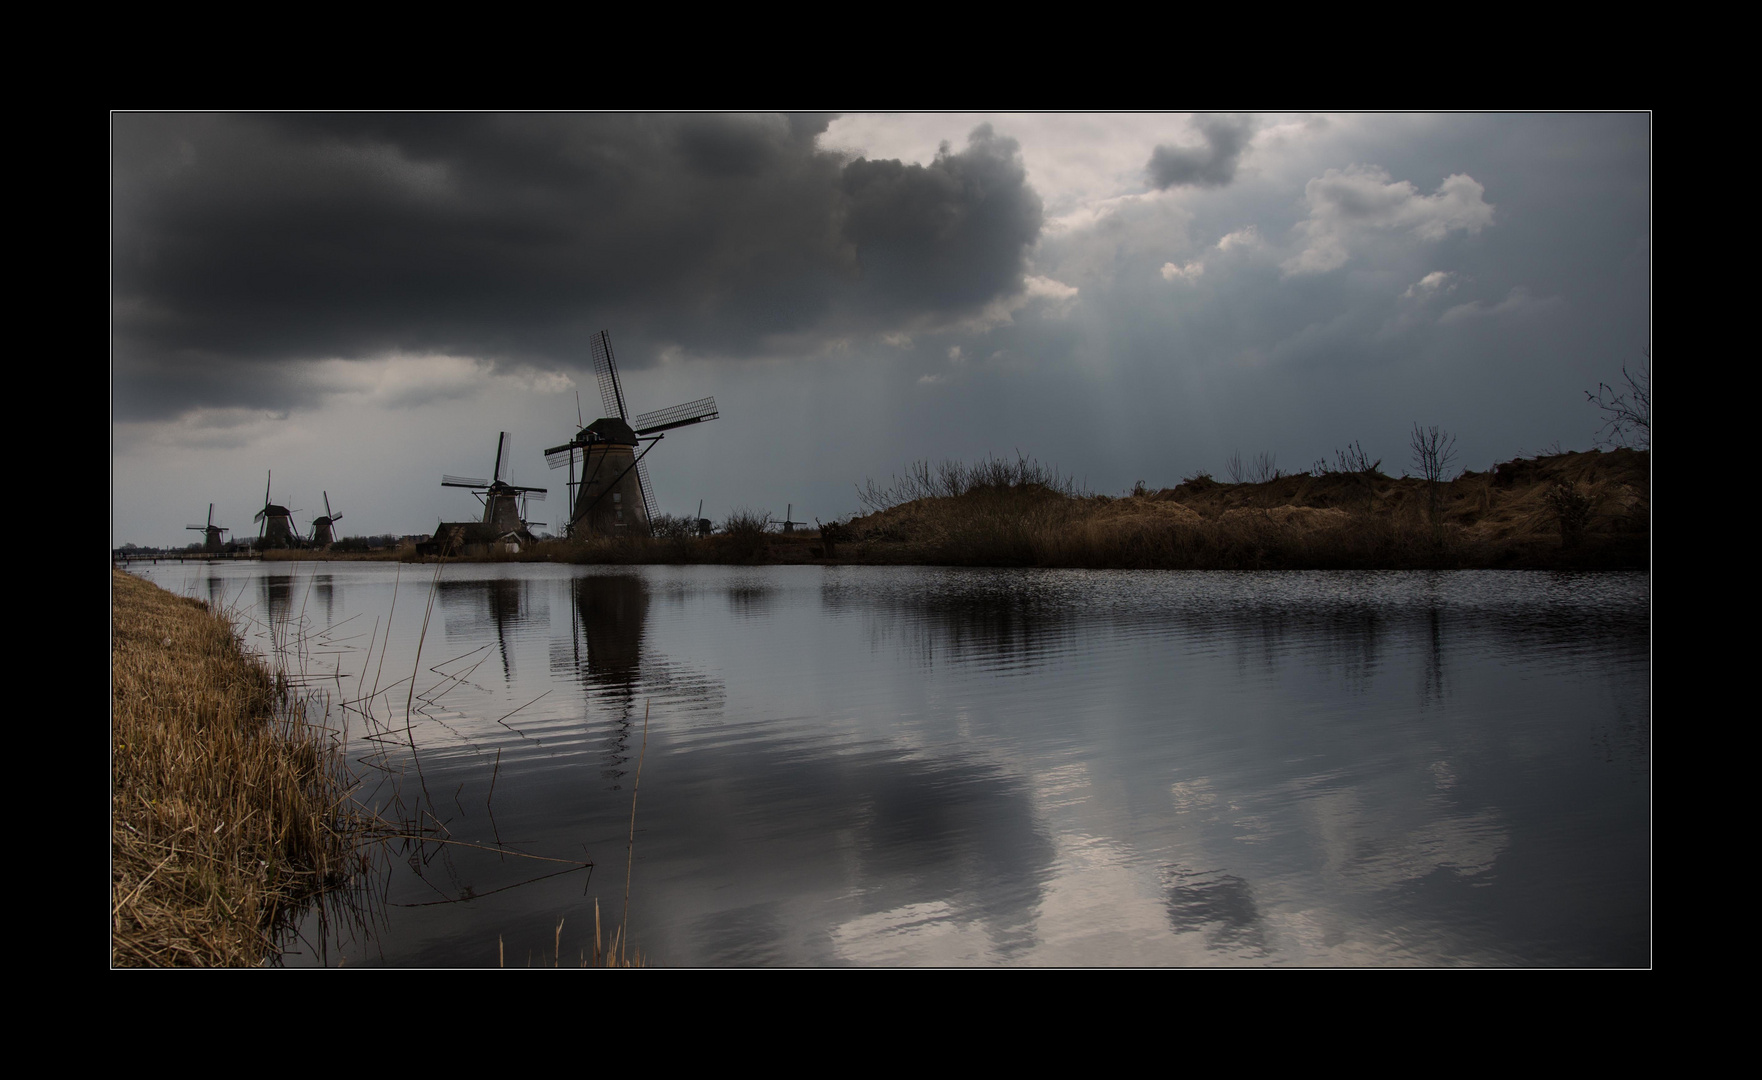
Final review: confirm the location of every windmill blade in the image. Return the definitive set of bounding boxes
[186,524,206,531]
[443,475,490,488]
[590,330,628,422]
[254,507,269,524]
[633,396,719,436]
[264,471,272,506]
[208,503,215,528]
[636,459,657,524]
[324,492,333,518]
[545,445,582,470]
[517,489,546,501]
[494,432,512,485]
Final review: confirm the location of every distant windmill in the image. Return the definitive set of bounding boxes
[442,432,548,541]
[185,504,230,552]
[254,472,299,548]
[309,492,343,548]
[545,330,719,537]
[780,504,806,534]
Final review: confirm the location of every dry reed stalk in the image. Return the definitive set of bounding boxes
[112,569,360,966]
[620,701,650,967]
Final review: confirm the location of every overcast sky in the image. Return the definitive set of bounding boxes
[112,112,1650,546]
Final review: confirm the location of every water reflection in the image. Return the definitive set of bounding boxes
[1163,867,1269,958]
[552,574,650,786]
[124,563,1648,967]
[437,577,548,683]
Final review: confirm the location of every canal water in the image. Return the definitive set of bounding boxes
[123,561,1650,967]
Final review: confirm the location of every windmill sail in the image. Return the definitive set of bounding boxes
[591,330,628,422]
[633,396,719,435]
[636,459,657,523]
[494,432,513,485]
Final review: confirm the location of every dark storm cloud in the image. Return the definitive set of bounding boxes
[1146,114,1252,189]
[112,114,1043,420]
[841,125,1044,313]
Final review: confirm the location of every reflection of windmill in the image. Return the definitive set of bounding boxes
[185,504,230,552]
[441,432,547,540]
[309,492,343,548]
[544,330,719,537]
[254,472,299,548]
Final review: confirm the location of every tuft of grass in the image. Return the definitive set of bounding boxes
[112,569,361,966]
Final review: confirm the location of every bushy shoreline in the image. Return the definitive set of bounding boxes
[537,447,1646,571]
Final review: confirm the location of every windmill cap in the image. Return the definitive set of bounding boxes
[585,417,638,445]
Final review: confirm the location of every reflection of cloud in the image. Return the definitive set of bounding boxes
[1162,867,1269,957]
[1306,788,1508,889]
[831,901,996,966]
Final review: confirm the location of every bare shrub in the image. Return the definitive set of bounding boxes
[1334,441,1377,475]
[648,513,696,540]
[858,452,1083,512]
[721,507,773,536]
[1588,349,1650,450]
[1411,424,1458,543]
[1544,480,1595,545]
[1226,451,1281,484]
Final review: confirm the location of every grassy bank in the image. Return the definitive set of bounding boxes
[833,448,1647,570]
[111,569,357,966]
[529,447,1647,571]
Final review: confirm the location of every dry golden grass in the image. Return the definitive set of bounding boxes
[840,449,1648,570]
[112,569,358,966]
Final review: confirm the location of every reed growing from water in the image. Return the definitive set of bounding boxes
[112,569,359,966]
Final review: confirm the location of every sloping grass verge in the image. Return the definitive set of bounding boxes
[112,569,357,966]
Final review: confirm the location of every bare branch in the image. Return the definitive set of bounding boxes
[1587,348,1650,450]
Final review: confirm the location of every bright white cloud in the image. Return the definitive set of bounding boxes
[1216,226,1262,253]
[1160,260,1205,283]
[1284,166,1495,275]
[1402,270,1460,300]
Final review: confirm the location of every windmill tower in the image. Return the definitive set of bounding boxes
[254,472,299,548]
[185,504,230,552]
[441,432,548,542]
[544,330,719,537]
[310,492,343,548]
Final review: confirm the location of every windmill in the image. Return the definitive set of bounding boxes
[254,472,299,548]
[441,432,548,543]
[185,504,230,553]
[544,330,719,537]
[780,504,806,534]
[309,492,343,548]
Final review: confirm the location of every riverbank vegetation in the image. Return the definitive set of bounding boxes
[532,446,1647,571]
[112,570,358,966]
